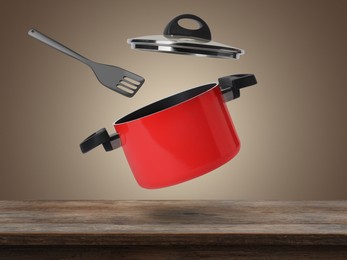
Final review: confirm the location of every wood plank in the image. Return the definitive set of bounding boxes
[0,201,346,247]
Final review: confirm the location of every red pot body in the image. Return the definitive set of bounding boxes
[114,84,240,189]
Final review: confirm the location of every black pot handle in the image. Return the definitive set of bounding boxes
[219,74,257,102]
[80,128,121,153]
[163,14,212,41]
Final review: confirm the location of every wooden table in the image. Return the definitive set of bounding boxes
[0,201,346,259]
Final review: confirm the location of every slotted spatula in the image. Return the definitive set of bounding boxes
[28,29,145,97]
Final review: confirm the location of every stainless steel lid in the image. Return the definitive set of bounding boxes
[128,14,244,59]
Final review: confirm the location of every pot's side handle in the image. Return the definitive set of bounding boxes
[219,74,257,102]
[102,133,121,152]
[80,128,121,154]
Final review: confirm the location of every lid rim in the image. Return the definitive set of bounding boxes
[129,43,243,59]
[127,35,244,59]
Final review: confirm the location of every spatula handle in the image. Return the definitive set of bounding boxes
[28,29,90,65]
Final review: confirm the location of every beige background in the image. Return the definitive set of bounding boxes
[0,0,346,200]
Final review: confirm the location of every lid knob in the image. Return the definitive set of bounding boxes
[163,14,212,41]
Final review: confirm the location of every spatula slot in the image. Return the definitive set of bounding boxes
[119,79,138,90]
[117,83,135,94]
[123,76,140,86]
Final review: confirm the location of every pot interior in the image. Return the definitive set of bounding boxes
[115,83,216,124]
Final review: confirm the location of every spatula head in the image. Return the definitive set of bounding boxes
[90,62,145,97]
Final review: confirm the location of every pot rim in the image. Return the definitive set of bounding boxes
[114,83,218,126]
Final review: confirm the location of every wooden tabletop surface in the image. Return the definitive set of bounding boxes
[0,200,346,246]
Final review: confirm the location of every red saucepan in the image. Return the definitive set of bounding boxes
[80,74,257,189]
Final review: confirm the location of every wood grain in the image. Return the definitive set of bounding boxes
[0,201,346,258]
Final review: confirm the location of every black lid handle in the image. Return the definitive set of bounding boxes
[163,14,212,41]
[219,74,258,102]
[80,128,121,153]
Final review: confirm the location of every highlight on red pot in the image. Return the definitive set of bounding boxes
[80,74,258,189]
